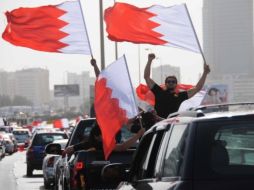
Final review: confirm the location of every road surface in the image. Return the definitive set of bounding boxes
[0,151,44,190]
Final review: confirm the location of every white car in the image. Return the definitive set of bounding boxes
[42,139,68,189]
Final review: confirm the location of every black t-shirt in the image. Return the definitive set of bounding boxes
[151,84,188,118]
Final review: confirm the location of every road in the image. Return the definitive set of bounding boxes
[0,151,44,190]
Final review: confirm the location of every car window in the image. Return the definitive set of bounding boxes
[162,124,189,177]
[195,120,254,179]
[32,133,67,146]
[13,130,29,135]
[69,119,96,145]
[133,130,164,180]
[129,132,153,181]
[214,124,254,169]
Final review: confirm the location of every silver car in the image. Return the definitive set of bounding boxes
[42,139,68,189]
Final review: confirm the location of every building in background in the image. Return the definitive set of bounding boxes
[15,68,50,106]
[52,71,95,115]
[0,68,50,106]
[152,65,180,84]
[203,0,254,102]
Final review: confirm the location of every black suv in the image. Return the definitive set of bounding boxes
[103,108,254,190]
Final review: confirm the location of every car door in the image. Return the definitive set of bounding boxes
[118,127,166,190]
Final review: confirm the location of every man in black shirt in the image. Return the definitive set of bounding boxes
[144,53,210,118]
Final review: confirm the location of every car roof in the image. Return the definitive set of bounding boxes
[147,109,254,133]
[35,130,66,134]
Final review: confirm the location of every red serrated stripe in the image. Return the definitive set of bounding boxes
[95,78,128,159]
[104,3,167,45]
[2,5,69,52]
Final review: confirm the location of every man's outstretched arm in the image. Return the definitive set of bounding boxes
[90,58,100,78]
[187,63,210,98]
[144,53,156,89]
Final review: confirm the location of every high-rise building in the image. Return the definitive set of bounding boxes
[66,71,95,114]
[15,68,50,106]
[0,71,8,96]
[152,65,180,84]
[203,0,253,77]
[0,69,50,106]
[203,0,254,101]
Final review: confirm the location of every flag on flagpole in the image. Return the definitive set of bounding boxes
[2,0,91,54]
[104,2,200,53]
[94,56,138,159]
[136,83,194,106]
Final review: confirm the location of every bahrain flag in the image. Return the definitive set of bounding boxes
[105,3,200,53]
[95,56,138,159]
[2,1,91,54]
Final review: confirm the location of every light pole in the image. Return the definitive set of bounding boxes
[138,45,141,84]
[99,0,105,70]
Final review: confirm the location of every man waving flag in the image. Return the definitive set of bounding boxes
[2,0,91,54]
[94,56,138,159]
[105,2,200,53]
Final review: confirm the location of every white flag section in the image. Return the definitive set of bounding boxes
[148,4,201,53]
[178,90,206,111]
[57,1,91,54]
[97,56,138,118]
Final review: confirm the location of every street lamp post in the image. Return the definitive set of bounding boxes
[99,0,105,70]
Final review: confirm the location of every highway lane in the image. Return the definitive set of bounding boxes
[0,151,45,190]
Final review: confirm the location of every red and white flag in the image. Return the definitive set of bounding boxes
[105,3,200,53]
[53,118,69,129]
[95,56,138,159]
[2,1,91,54]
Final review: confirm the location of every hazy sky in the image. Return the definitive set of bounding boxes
[0,0,204,89]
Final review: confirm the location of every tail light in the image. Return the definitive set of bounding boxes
[47,157,55,167]
[71,161,85,188]
[75,162,84,170]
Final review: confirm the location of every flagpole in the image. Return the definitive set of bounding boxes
[114,0,118,60]
[123,55,143,128]
[77,0,93,58]
[123,55,138,110]
[184,4,207,64]
[99,0,106,69]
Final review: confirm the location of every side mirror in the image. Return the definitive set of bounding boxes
[101,163,129,185]
[45,143,62,155]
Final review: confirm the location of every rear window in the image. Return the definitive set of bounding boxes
[13,131,29,135]
[32,133,68,146]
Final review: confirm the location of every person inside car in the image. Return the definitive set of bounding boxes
[64,123,145,155]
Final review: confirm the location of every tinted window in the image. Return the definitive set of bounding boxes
[13,131,29,135]
[32,133,68,146]
[162,124,189,177]
[195,120,254,178]
[214,124,254,168]
[69,119,96,145]
[130,132,153,181]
